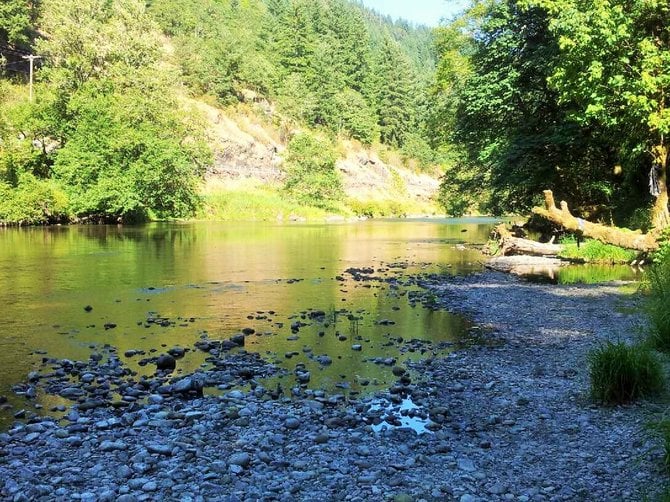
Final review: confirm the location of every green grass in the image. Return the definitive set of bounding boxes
[199,183,439,222]
[589,341,664,405]
[646,257,670,352]
[554,264,639,285]
[199,185,340,221]
[558,236,637,264]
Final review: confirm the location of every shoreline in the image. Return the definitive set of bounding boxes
[1,272,666,501]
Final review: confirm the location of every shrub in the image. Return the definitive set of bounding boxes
[646,255,670,352]
[588,341,664,405]
[0,175,69,224]
[283,133,343,209]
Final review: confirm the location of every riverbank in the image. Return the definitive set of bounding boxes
[1,272,666,501]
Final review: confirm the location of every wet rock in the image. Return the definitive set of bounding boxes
[230,334,246,346]
[156,354,176,371]
[167,347,186,358]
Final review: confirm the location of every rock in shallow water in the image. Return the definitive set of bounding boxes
[156,354,176,371]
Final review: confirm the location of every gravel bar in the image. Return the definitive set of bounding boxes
[0,271,666,501]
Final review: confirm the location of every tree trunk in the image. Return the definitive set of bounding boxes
[532,190,658,252]
[651,144,669,231]
[494,223,564,256]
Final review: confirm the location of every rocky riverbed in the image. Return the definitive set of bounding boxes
[0,272,667,501]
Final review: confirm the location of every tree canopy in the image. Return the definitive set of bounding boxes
[433,0,669,229]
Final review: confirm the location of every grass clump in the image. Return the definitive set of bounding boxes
[589,341,664,405]
[645,254,670,352]
[558,236,637,263]
[659,420,670,473]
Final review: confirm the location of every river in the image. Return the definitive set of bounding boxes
[0,218,638,427]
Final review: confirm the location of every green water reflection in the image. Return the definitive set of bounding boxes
[0,219,493,424]
[0,218,645,427]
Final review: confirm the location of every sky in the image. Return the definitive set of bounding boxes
[359,0,468,27]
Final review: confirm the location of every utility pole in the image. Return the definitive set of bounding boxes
[22,54,41,102]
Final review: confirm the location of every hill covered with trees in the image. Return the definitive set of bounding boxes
[3,0,667,231]
[0,0,442,224]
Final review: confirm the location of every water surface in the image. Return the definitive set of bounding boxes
[0,218,497,425]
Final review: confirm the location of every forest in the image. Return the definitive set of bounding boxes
[0,0,668,231]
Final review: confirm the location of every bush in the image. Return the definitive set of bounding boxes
[646,255,670,351]
[588,341,664,405]
[283,133,343,209]
[0,175,69,224]
[347,198,408,218]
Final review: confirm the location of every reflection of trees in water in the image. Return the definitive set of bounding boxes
[0,220,498,424]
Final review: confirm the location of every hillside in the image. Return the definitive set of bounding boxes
[189,96,440,221]
[0,0,444,224]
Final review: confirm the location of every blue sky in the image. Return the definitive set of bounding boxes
[359,0,468,27]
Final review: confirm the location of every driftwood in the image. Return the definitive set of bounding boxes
[532,190,659,252]
[487,255,565,278]
[494,223,564,257]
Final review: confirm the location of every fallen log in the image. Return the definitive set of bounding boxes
[487,255,565,278]
[494,223,564,257]
[531,190,658,252]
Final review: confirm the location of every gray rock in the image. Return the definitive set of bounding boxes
[156,354,176,371]
[173,378,195,393]
[23,432,40,443]
[457,458,476,472]
[142,481,158,492]
[146,443,173,456]
[285,417,301,430]
[99,440,126,452]
[229,452,251,468]
[59,387,84,398]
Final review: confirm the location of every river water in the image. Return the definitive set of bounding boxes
[0,218,639,426]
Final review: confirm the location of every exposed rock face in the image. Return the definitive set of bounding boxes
[202,110,284,184]
[337,149,440,204]
[193,98,440,205]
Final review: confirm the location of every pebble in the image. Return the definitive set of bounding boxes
[0,272,662,501]
[229,452,251,468]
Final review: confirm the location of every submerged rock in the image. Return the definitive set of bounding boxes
[155,354,176,371]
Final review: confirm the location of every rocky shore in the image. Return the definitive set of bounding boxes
[0,272,666,501]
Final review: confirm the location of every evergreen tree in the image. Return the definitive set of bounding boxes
[374,38,416,147]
